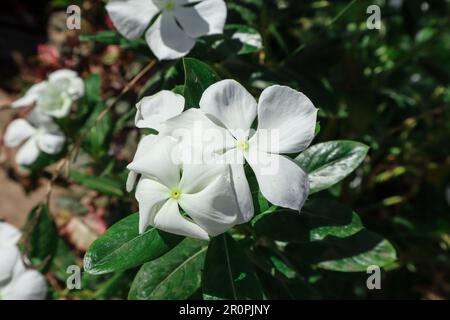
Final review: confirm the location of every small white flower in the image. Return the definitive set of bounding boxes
[127,136,239,240]
[106,0,227,60]
[4,111,65,166]
[163,80,318,222]
[0,222,47,300]
[12,69,84,118]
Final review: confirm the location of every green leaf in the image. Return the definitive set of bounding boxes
[252,209,309,243]
[69,170,124,196]
[202,233,263,300]
[79,31,146,49]
[225,24,263,55]
[82,103,113,157]
[315,230,398,272]
[183,58,220,108]
[252,199,363,243]
[80,31,120,44]
[285,229,397,273]
[295,140,369,193]
[304,199,364,241]
[128,238,207,300]
[84,73,101,105]
[21,204,58,271]
[84,213,183,275]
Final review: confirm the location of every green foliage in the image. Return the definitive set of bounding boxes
[84,213,183,275]
[203,234,263,300]
[296,141,369,194]
[12,0,447,300]
[69,170,124,197]
[183,58,221,108]
[129,238,207,300]
[20,205,58,271]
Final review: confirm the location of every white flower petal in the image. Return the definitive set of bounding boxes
[229,162,254,223]
[246,150,309,211]
[37,90,73,118]
[15,138,40,166]
[153,198,209,240]
[135,178,170,233]
[161,108,236,153]
[127,136,181,188]
[0,222,22,246]
[135,90,185,130]
[37,132,65,154]
[175,0,226,38]
[27,109,54,128]
[11,82,48,108]
[219,148,254,223]
[126,172,138,193]
[48,69,84,99]
[4,119,35,148]
[145,13,195,60]
[2,269,47,300]
[200,79,257,140]
[179,171,239,237]
[126,135,161,192]
[106,0,159,39]
[255,85,318,154]
[48,69,78,82]
[0,246,20,284]
[179,163,227,194]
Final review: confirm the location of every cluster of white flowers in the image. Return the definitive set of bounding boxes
[127,80,318,240]
[0,222,47,300]
[106,0,227,60]
[4,70,84,166]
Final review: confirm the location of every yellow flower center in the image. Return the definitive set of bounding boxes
[165,1,175,10]
[236,140,249,151]
[170,187,182,200]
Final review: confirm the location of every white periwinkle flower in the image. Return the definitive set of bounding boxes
[12,69,84,118]
[163,80,318,222]
[127,136,239,240]
[0,222,47,300]
[106,0,227,60]
[4,111,65,166]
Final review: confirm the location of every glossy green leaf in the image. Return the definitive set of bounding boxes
[21,204,58,271]
[202,233,263,300]
[128,238,207,300]
[70,170,124,196]
[285,229,397,273]
[316,230,398,272]
[252,199,363,243]
[84,213,183,275]
[295,140,369,193]
[183,58,220,108]
[225,24,263,55]
[303,199,364,241]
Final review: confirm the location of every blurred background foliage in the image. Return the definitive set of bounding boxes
[0,0,449,299]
